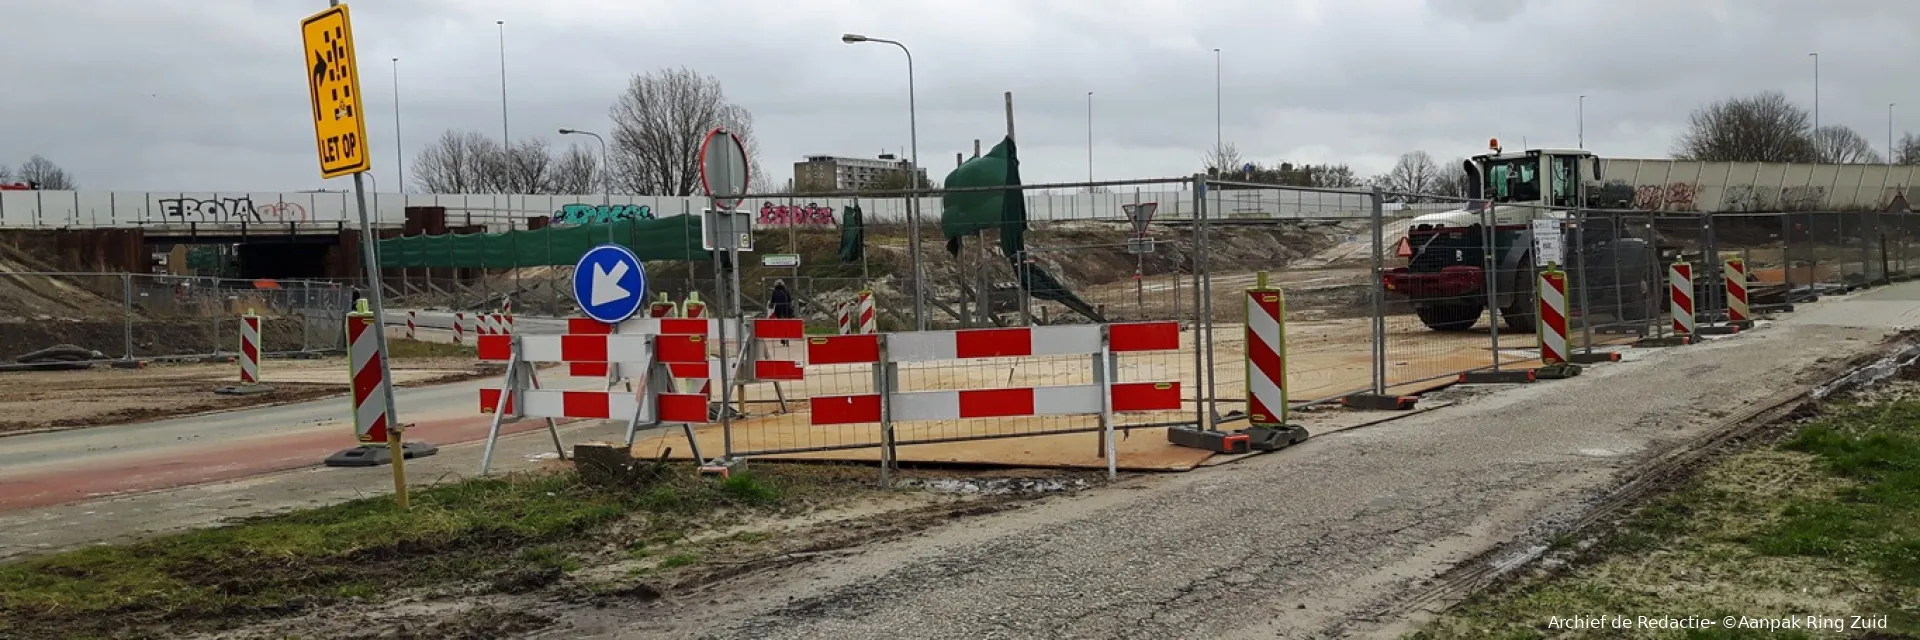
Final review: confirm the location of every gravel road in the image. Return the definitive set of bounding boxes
[549,284,1919,639]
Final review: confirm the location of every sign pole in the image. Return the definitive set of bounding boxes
[352,172,406,508]
[309,1,406,508]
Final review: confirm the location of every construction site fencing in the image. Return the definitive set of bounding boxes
[0,272,352,363]
[450,172,1920,470]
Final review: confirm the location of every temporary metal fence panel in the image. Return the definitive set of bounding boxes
[1,272,353,362]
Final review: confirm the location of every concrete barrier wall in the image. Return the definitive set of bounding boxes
[0,188,1423,232]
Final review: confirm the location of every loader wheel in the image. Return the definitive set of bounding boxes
[1415,303,1482,331]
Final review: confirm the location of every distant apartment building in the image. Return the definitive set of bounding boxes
[792,153,930,193]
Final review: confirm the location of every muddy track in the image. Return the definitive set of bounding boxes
[1370,338,1914,625]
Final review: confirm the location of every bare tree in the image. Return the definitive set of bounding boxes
[1373,151,1444,201]
[16,155,76,189]
[547,144,602,195]
[411,130,500,193]
[1812,125,1884,164]
[862,165,937,193]
[1673,91,1816,162]
[410,130,600,194]
[608,67,765,196]
[1430,159,1472,199]
[0,164,11,183]
[1201,143,1246,177]
[1305,164,1363,189]
[1896,133,1920,165]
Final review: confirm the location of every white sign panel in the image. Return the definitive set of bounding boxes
[1531,219,1563,267]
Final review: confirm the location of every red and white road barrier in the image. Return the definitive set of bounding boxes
[855,290,877,334]
[837,301,852,335]
[806,322,1183,476]
[453,312,467,344]
[476,321,734,471]
[1538,266,1570,365]
[348,301,392,445]
[739,318,804,381]
[1670,258,1695,336]
[1725,256,1750,324]
[405,311,416,340]
[481,317,757,391]
[1245,278,1286,427]
[565,318,617,378]
[239,310,262,384]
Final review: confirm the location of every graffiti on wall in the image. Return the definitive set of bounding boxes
[757,201,836,227]
[158,197,308,223]
[1719,185,1831,212]
[1631,183,1699,211]
[550,203,653,225]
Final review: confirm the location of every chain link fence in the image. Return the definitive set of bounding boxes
[0,272,352,363]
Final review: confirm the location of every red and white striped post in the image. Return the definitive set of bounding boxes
[349,300,392,446]
[647,293,680,319]
[1244,272,1287,428]
[837,301,852,335]
[683,292,708,320]
[1670,257,1695,337]
[500,298,515,334]
[1537,264,1569,365]
[405,311,416,340]
[453,312,467,344]
[856,289,877,334]
[1725,256,1751,326]
[240,309,262,384]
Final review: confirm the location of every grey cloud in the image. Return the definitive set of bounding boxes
[4,0,1920,192]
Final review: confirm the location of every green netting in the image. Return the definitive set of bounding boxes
[377,215,710,268]
[941,136,1024,251]
[938,136,1103,322]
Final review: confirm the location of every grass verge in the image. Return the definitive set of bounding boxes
[0,464,872,639]
[1411,390,1920,639]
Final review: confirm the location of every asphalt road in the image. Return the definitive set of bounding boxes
[551,283,1920,639]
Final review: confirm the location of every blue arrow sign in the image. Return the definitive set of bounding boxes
[572,244,647,324]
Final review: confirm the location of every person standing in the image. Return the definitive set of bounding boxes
[769,280,795,346]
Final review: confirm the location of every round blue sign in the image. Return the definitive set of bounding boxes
[572,244,647,324]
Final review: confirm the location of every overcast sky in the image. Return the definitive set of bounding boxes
[5,0,1919,193]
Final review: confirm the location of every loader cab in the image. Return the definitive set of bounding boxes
[1463,145,1601,210]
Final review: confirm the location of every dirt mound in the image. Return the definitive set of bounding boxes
[0,241,122,318]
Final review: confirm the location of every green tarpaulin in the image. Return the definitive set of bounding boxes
[939,136,1102,322]
[376,215,710,268]
[838,204,864,263]
[940,136,1027,257]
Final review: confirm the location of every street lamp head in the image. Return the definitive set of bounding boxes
[558,128,576,134]
[841,33,869,43]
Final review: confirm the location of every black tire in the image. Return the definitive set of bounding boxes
[1416,303,1482,331]
[1502,297,1536,333]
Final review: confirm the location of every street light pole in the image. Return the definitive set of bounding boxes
[1578,94,1585,148]
[842,33,926,330]
[498,21,509,146]
[1892,103,1898,164]
[1810,52,1820,134]
[558,129,610,205]
[392,57,404,192]
[1086,91,1094,188]
[1213,48,1222,157]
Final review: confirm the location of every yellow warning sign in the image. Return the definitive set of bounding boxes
[301,5,371,179]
